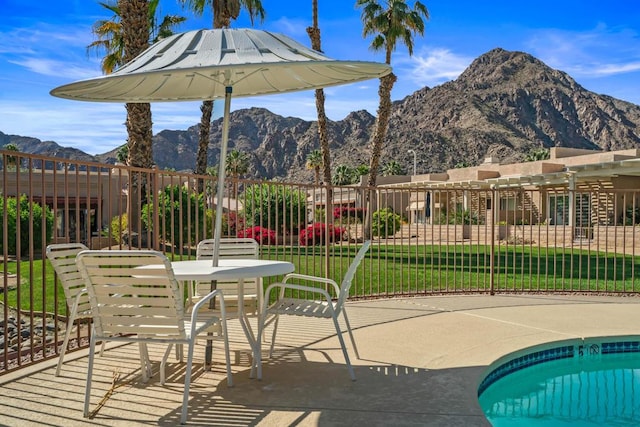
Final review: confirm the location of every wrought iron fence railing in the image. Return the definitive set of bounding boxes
[1,150,638,374]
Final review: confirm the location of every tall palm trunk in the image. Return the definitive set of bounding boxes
[120,0,152,241]
[367,72,397,187]
[363,71,397,240]
[194,0,239,182]
[308,0,334,250]
[196,100,213,184]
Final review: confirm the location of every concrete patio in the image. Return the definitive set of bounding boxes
[1,294,640,426]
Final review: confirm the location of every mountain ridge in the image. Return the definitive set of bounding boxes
[3,47,640,182]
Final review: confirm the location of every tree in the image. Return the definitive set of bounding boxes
[141,185,213,246]
[119,0,153,234]
[87,1,184,73]
[306,149,323,185]
[242,183,306,233]
[307,0,332,189]
[332,164,358,185]
[225,149,250,196]
[90,0,184,233]
[3,143,19,169]
[178,0,266,179]
[0,196,54,256]
[524,148,550,162]
[381,160,405,176]
[116,144,129,164]
[356,0,429,187]
[355,164,370,177]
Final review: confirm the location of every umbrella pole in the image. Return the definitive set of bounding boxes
[212,86,232,267]
[205,86,233,368]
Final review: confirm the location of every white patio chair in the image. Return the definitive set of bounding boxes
[259,240,371,381]
[46,243,108,376]
[75,250,233,425]
[192,237,262,317]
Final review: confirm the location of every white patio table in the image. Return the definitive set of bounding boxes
[169,258,294,379]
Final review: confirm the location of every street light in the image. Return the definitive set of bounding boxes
[407,149,417,176]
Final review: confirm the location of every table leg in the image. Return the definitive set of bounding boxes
[235,278,262,379]
[204,279,218,369]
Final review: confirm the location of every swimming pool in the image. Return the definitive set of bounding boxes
[478,337,640,426]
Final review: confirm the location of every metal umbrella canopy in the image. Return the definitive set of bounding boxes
[51,28,391,265]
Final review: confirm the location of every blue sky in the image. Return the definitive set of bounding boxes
[1,0,639,155]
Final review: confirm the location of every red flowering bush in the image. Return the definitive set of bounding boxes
[299,222,345,246]
[237,226,276,245]
[225,211,246,236]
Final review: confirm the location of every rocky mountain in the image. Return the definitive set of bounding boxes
[4,48,640,182]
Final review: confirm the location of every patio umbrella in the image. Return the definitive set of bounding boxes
[51,28,391,265]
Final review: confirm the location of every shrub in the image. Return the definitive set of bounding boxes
[299,222,345,246]
[333,206,366,222]
[109,214,128,244]
[0,195,54,256]
[435,209,482,225]
[371,208,401,238]
[242,183,306,232]
[141,185,213,246]
[225,211,246,236]
[237,226,276,245]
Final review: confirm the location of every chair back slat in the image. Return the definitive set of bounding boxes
[195,238,261,312]
[46,243,91,316]
[196,237,260,259]
[76,250,186,341]
[337,241,371,309]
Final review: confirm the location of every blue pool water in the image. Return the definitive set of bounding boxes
[478,339,640,426]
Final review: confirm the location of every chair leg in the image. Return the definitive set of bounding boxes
[181,340,196,425]
[268,315,280,358]
[219,318,234,387]
[138,343,152,382]
[55,314,76,377]
[332,315,356,381]
[341,308,360,359]
[83,333,97,418]
[176,344,183,362]
[160,344,174,385]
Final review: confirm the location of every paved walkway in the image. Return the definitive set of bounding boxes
[1,294,640,426]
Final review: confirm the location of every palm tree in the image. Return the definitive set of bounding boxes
[91,1,185,230]
[332,164,357,186]
[524,148,550,162]
[355,164,370,178]
[306,149,323,185]
[356,0,429,188]
[87,1,184,73]
[118,0,153,235]
[307,0,332,188]
[178,0,266,180]
[381,160,405,176]
[225,149,250,196]
[116,144,129,164]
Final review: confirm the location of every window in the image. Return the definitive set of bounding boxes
[549,194,569,225]
[548,193,591,226]
[500,196,517,211]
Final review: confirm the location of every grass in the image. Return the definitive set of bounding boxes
[3,243,640,315]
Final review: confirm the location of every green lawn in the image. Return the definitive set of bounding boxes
[3,244,639,315]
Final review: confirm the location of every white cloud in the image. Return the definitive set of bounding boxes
[525,25,640,79]
[266,17,309,39]
[9,57,98,80]
[593,61,640,76]
[400,47,473,88]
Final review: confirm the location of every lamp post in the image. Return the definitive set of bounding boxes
[407,149,417,176]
